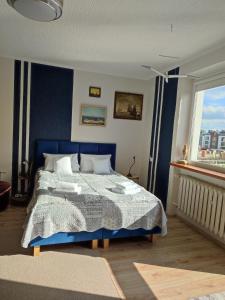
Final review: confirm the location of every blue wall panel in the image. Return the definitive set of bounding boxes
[147,68,179,208]
[11,60,21,194]
[154,68,179,208]
[29,63,74,161]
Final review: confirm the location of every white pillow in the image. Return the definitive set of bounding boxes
[44,154,55,171]
[92,158,111,174]
[54,154,79,172]
[80,154,112,172]
[43,153,79,172]
[55,156,73,176]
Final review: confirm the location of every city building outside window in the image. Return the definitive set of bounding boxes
[190,84,225,171]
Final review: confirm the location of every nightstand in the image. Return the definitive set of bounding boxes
[11,193,29,207]
[11,173,31,207]
[127,175,139,184]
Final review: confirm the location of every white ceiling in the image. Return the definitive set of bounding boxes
[1,0,225,79]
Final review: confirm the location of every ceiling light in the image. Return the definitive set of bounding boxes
[7,0,63,22]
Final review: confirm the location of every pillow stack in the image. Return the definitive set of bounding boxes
[43,153,113,175]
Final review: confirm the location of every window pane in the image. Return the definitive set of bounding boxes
[196,85,225,167]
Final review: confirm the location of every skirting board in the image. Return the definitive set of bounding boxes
[177,211,225,250]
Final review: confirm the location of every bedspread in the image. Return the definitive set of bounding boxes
[22,170,167,247]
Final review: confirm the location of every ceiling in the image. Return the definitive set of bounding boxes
[1,0,225,79]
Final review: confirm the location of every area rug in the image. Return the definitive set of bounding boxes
[0,229,123,300]
[190,291,225,300]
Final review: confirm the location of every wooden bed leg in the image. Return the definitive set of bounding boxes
[33,246,40,256]
[147,234,153,243]
[91,240,98,249]
[103,239,110,249]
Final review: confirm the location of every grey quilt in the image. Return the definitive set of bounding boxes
[22,170,167,248]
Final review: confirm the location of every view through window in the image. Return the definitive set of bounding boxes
[193,85,225,169]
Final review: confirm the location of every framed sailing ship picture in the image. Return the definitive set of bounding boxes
[113,92,143,120]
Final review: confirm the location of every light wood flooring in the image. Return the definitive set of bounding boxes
[0,206,225,299]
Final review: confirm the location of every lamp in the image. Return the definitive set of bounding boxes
[7,0,63,22]
[127,156,135,177]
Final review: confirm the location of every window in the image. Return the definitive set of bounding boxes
[191,84,225,171]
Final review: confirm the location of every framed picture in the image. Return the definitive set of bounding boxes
[89,86,101,98]
[113,91,143,120]
[80,104,107,126]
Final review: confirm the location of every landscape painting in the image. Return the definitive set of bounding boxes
[113,92,143,120]
[80,104,107,126]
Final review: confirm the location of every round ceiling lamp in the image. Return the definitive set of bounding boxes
[7,0,63,22]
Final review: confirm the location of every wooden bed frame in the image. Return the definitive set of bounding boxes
[33,236,153,256]
[33,239,99,256]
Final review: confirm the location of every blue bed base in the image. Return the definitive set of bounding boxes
[29,140,161,248]
[29,227,161,247]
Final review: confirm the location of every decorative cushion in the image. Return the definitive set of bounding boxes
[43,153,79,172]
[80,154,112,172]
[92,158,111,174]
[55,157,73,176]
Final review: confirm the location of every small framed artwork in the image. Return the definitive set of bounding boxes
[80,104,107,126]
[113,91,143,120]
[89,86,101,98]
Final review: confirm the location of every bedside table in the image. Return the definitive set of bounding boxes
[11,193,29,207]
[126,175,139,184]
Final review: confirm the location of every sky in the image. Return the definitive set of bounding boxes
[201,85,225,131]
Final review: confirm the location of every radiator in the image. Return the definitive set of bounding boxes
[177,175,225,245]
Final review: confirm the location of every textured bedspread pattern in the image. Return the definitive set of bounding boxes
[22,171,167,247]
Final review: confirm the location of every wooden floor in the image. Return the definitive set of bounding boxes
[1,206,225,299]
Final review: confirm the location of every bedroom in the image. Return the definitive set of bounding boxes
[0,1,225,299]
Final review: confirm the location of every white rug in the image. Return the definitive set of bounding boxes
[0,230,123,300]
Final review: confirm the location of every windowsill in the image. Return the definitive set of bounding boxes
[170,162,225,181]
[191,160,225,174]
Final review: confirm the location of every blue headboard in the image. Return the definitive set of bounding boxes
[34,140,117,172]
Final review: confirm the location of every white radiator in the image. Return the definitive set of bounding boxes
[177,175,225,245]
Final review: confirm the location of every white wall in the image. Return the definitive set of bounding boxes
[167,46,225,214]
[71,70,155,187]
[0,57,156,188]
[139,78,155,186]
[0,57,14,182]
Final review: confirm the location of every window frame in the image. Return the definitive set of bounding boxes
[189,74,225,174]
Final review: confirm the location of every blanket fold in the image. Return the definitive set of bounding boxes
[55,181,79,191]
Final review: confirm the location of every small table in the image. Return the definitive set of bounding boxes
[0,181,11,211]
[11,194,29,207]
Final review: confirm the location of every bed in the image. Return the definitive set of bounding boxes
[23,140,167,256]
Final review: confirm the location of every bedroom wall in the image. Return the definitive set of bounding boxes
[71,70,155,187]
[167,45,225,214]
[0,56,155,189]
[0,57,14,182]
